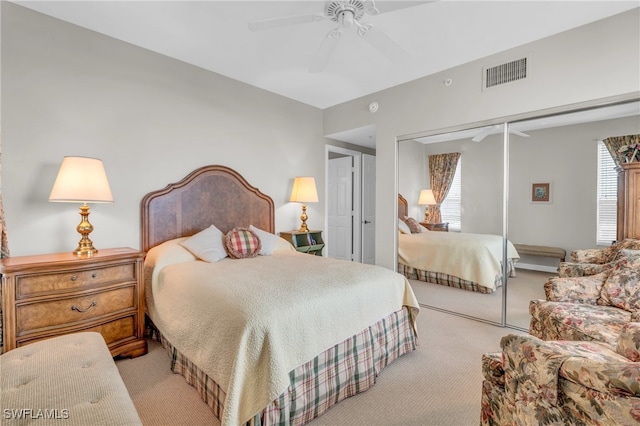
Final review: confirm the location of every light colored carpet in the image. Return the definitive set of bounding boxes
[409,268,550,329]
[116,308,525,426]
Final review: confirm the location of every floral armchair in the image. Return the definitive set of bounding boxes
[558,238,640,277]
[481,330,640,425]
[531,248,640,349]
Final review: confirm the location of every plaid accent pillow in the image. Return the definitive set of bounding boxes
[404,217,422,233]
[225,227,262,259]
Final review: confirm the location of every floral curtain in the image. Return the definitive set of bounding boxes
[427,152,461,224]
[0,134,8,353]
[603,134,640,166]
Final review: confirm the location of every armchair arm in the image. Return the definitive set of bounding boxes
[481,352,505,386]
[617,322,640,361]
[501,334,640,405]
[500,334,573,406]
[557,261,613,278]
[543,272,608,304]
[570,247,613,264]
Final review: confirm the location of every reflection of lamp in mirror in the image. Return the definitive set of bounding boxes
[290,177,318,232]
[418,189,436,223]
[49,156,114,257]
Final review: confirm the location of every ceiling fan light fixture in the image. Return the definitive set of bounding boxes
[339,10,355,27]
[328,0,366,24]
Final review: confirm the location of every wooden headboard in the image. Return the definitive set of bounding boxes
[398,194,408,219]
[140,165,275,253]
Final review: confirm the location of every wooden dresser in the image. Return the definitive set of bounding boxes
[1,247,147,358]
[617,163,640,241]
[420,222,449,232]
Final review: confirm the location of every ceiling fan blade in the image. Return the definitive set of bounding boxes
[472,127,494,142]
[248,12,325,31]
[472,125,530,142]
[360,25,410,64]
[511,129,530,138]
[309,28,342,73]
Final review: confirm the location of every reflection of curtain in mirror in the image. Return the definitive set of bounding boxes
[603,134,640,166]
[0,134,8,353]
[427,152,461,223]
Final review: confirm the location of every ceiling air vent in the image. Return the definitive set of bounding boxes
[484,57,528,89]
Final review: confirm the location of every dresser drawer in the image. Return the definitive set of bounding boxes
[17,315,138,349]
[16,263,136,299]
[16,285,136,333]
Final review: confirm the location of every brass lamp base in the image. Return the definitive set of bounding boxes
[298,204,310,232]
[424,209,430,224]
[74,204,98,257]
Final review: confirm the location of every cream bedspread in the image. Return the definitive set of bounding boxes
[398,231,519,291]
[145,238,419,426]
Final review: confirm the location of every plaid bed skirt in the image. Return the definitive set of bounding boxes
[148,306,418,426]
[398,259,516,294]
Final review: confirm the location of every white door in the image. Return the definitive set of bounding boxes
[328,156,353,260]
[362,154,376,264]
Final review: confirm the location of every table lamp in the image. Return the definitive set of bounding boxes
[418,189,436,223]
[49,156,114,256]
[290,176,318,232]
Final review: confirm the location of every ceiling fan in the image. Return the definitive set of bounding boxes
[471,125,530,142]
[248,0,410,73]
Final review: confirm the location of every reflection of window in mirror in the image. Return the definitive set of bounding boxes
[440,160,461,231]
[596,141,617,245]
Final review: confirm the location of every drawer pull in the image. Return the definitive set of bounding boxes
[71,301,97,313]
[92,273,97,278]
[71,275,77,281]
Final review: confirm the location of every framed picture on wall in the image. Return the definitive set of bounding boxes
[531,182,551,203]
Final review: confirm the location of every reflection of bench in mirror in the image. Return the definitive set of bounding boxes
[513,243,566,262]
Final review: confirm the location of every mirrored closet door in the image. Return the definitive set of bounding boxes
[505,101,640,329]
[398,100,640,329]
[398,126,507,325]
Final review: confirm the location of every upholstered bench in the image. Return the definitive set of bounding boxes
[513,243,566,262]
[1,332,142,425]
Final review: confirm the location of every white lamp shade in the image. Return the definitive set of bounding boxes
[49,156,114,203]
[418,189,436,205]
[289,177,319,203]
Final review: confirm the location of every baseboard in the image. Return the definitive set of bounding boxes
[515,263,557,273]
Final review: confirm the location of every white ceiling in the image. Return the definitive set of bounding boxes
[13,0,639,112]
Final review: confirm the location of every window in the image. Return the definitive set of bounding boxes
[440,159,461,231]
[597,141,617,245]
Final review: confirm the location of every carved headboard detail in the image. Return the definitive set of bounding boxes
[141,165,275,253]
[398,194,408,219]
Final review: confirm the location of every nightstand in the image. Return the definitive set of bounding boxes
[421,222,449,232]
[279,230,325,256]
[1,247,147,358]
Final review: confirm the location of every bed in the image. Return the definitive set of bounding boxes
[397,194,518,294]
[141,165,420,426]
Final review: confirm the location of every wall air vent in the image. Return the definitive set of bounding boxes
[483,57,528,89]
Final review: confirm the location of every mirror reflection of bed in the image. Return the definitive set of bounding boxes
[398,101,640,330]
[397,192,528,325]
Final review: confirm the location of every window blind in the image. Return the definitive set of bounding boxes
[597,141,617,245]
[440,160,461,231]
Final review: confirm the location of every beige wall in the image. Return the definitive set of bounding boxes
[324,8,640,269]
[2,4,639,264]
[2,3,326,256]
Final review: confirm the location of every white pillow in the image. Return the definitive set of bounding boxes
[398,219,411,234]
[419,224,430,232]
[249,225,279,255]
[273,236,296,252]
[180,225,228,262]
